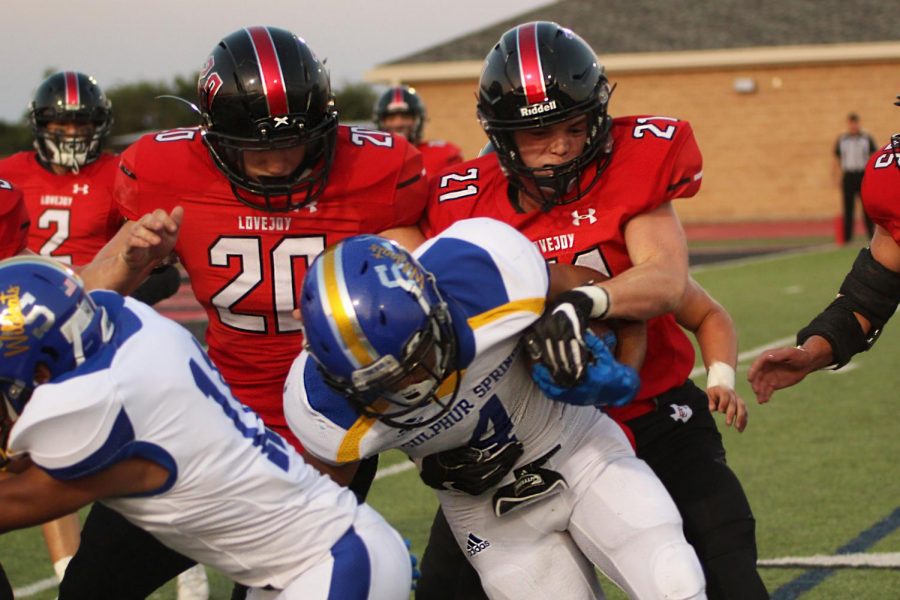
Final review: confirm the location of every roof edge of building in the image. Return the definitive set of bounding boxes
[366,41,900,83]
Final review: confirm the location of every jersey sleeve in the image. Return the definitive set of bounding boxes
[659,119,703,202]
[8,375,131,480]
[861,146,900,243]
[114,135,183,222]
[416,218,548,348]
[0,182,29,258]
[390,139,428,227]
[283,352,385,465]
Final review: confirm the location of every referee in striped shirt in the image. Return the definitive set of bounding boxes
[833,113,878,242]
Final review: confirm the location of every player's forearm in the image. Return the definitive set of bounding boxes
[796,335,837,372]
[79,222,161,294]
[600,261,687,320]
[694,309,738,373]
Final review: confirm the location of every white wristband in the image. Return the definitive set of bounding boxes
[574,285,610,319]
[706,361,735,391]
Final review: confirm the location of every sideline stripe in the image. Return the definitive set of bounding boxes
[771,507,900,599]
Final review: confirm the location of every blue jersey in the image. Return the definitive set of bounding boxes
[9,293,360,589]
[285,218,608,480]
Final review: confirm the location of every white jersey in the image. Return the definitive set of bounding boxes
[9,293,359,590]
[284,217,608,475]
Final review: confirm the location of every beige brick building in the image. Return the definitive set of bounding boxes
[368,0,899,224]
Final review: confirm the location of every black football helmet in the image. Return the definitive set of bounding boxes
[892,94,899,170]
[373,85,426,144]
[198,26,338,212]
[477,22,613,209]
[29,71,113,173]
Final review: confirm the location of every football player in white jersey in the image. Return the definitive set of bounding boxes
[284,218,706,600]
[0,256,411,600]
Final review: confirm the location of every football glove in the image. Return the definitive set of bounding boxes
[522,289,597,387]
[419,440,524,496]
[531,330,639,408]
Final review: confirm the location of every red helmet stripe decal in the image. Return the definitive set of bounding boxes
[245,26,290,117]
[392,87,404,105]
[64,72,80,108]
[516,23,547,105]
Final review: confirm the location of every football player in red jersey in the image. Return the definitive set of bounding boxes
[374,85,463,179]
[0,72,121,267]
[55,26,426,600]
[418,22,766,600]
[0,181,30,258]
[749,95,900,402]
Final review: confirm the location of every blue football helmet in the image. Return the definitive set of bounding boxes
[300,236,459,428]
[0,256,110,436]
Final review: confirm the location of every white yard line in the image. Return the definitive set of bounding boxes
[689,243,836,274]
[689,335,796,378]
[12,576,57,597]
[758,552,900,569]
[374,460,416,480]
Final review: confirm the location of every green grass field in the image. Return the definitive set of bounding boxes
[2,244,898,598]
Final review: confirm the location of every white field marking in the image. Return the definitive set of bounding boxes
[689,243,836,275]
[784,285,804,295]
[758,552,900,569]
[374,460,416,480]
[826,361,859,375]
[12,577,56,597]
[689,336,795,378]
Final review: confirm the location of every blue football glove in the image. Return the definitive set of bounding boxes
[531,331,639,408]
[404,538,421,590]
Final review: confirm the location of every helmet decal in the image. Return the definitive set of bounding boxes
[245,26,290,118]
[388,87,409,112]
[316,244,380,369]
[63,71,81,109]
[516,23,548,105]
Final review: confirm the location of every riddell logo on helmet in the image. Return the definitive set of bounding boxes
[519,100,558,117]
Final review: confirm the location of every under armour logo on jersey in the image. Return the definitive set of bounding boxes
[669,404,693,423]
[273,116,290,128]
[571,208,597,226]
[72,183,89,195]
[466,532,491,557]
[306,201,318,213]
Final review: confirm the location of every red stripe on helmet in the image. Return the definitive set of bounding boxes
[64,72,80,108]
[392,87,404,105]
[245,26,289,117]
[516,23,547,105]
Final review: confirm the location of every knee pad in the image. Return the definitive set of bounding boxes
[650,540,706,600]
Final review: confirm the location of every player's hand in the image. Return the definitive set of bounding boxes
[121,206,183,271]
[531,331,639,408]
[707,386,748,432]
[747,346,818,404]
[522,290,595,387]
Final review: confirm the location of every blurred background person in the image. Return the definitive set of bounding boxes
[374,84,463,178]
[833,112,878,243]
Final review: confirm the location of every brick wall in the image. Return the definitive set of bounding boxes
[411,61,898,224]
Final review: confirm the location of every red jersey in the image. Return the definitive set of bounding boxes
[115,125,426,442]
[417,140,463,180]
[0,180,29,258]
[0,152,121,266]
[861,142,900,243]
[424,116,703,422]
